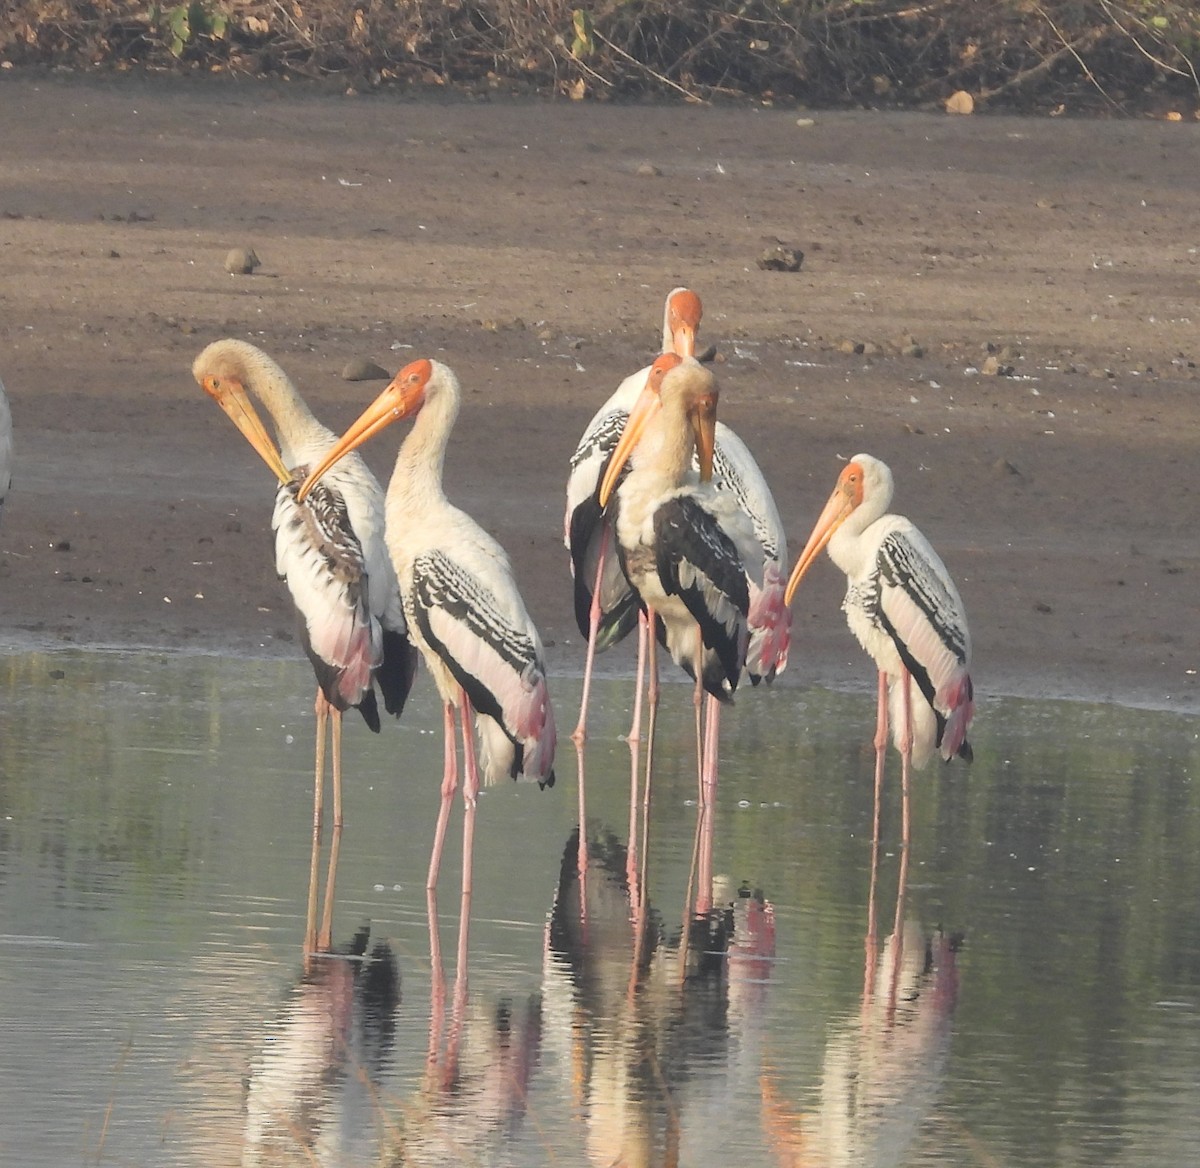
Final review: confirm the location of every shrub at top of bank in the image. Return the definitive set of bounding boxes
[2,0,1198,112]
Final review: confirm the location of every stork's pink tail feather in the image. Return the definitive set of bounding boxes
[938,672,974,761]
[745,564,792,682]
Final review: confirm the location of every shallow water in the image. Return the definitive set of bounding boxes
[1,650,1198,1166]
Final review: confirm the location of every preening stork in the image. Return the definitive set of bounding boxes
[298,358,556,925]
[784,454,974,851]
[598,353,758,809]
[193,340,417,953]
[565,287,790,743]
[0,375,11,527]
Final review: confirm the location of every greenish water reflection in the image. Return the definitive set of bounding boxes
[0,650,1197,1166]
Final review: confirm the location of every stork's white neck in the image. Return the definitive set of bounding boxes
[388,372,461,514]
[627,390,694,500]
[236,346,331,462]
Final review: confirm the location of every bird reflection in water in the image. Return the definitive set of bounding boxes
[760,863,961,1168]
[242,926,401,1166]
[388,991,543,1166]
[546,828,777,1167]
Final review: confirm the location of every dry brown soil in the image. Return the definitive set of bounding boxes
[1,73,1198,711]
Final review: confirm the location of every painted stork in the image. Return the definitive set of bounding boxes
[565,287,790,743]
[0,375,11,527]
[598,353,756,811]
[297,358,556,937]
[193,340,417,953]
[784,454,974,851]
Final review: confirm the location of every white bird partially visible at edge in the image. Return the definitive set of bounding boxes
[784,453,974,851]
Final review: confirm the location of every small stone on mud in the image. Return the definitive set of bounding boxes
[757,245,804,272]
[224,247,261,275]
[993,458,1021,476]
[341,357,391,382]
[635,163,662,177]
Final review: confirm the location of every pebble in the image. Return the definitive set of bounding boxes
[757,245,804,272]
[341,357,391,382]
[224,247,261,275]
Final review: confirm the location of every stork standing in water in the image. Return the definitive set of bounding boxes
[565,288,789,744]
[194,340,416,953]
[598,354,757,813]
[784,454,974,852]
[299,358,556,977]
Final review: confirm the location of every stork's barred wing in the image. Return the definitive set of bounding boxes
[874,527,971,735]
[654,495,750,691]
[707,426,786,565]
[410,548,555,783]
[566,406,639,645]
[273,478,383,724]
[568,407,628,477]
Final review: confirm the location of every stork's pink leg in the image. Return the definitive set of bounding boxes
[626,609,649,745]
[639,609,661,907]
[319,822,342,954]
[305,691,329,955]
[427,701,459,892]
[898,670,914,853]
[572,524,611,746]
[867,669,889,941]
[426,887,446,1064]
[456,690,480,989]
[695,697,719,912]
[694,802,716,916]
[626,612,649,892]
[317,707,344,952]
[871,669,889,843]
[625,726,642,909]
[700,694,721,809]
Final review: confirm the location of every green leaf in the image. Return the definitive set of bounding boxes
[571,9,594,59]
[167,5,191,43]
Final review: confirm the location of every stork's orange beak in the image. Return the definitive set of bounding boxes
[597,377,661,510]
[691,391,716,483]
[201,374,291,485]
[672,319,697,358]
[784,468,860,606]
[296,373,426,502]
